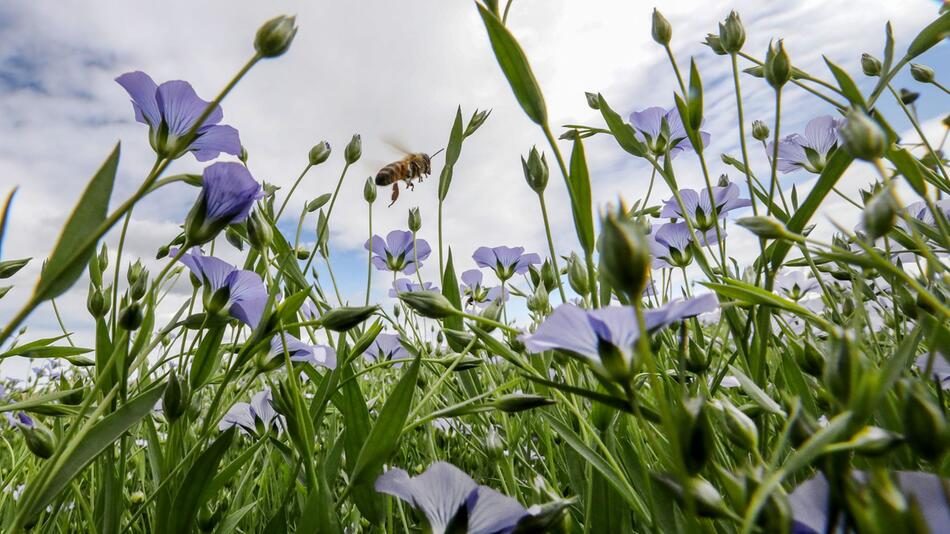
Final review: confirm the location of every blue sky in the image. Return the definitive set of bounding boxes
[0,1,947,375]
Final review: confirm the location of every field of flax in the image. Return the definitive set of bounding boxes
[0,2,949,533]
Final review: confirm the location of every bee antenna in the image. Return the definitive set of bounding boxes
[430,148,445,159]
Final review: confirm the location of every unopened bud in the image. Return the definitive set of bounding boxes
[308,141,331,165]
[840,108,887,161]
[651,9,672,45]
[522,147,549,194]
[398,291,459,319]
[567,252,589,295]
[752,120,770,141]
[408,207,422,232]
[861,54,882,77]
[319,305,379,332]
[703,34,726,55]
[363,177,377,204]
[87,285,109,318]
[224,227,243,251]
[254,15,297,58]
[910,64,934,84]
[0,258,29,279]
[765,40,792,89]
[584,92,600,110]
[464,109,491,137]
[679,398,714,475]
[344,134,362,164]
[600,204,651,301]
[722,401,758,451]
[736,216,797,241]
[130,491,146,505]
[903,383,949,460]
[247,209,273,250]
[119,302,144,331]
[862,184,898,240]
[163,369,190,422]
[719,12,745,53]
[16,413,55,459]
[492,393,555,413]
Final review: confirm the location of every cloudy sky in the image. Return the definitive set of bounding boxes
[0,1,946,374]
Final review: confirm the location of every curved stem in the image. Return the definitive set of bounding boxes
[275,163,313,221]
[537,193,567,303]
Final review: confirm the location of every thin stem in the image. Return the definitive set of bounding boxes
[365,201,374,306]
[275,163,313,221]
[537,193,567,303]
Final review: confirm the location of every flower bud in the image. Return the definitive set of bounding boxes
[464,109,491,137]
[130,275,149,302]
[163,369,190,422]
[899,87,919,105]
[295,248,310,260]
[127,260,145,286]
[752,120,770,141]
[679,398,714,475]
[492,393,555,413]
[484,426,504,460]
[526,280,550,314]
[765,40,792,89]
[408,207,422,232]
[398,291,458,319]
[567,252,589,295]
[254,15,297,58]
[98,243,109,273]
[599,204,650,301]
[584,92,600,110]
[903,382,949,460]
[344,134,362,164]
[718,11,745,54]
[703,34,726,55]
[824,329,861,405]
[306,193,331,213]
[0,258,29,279]
[16,413,55,459]
[843,426,903,456]
[651,9,672,45]
[308,141,331,166]
[62,377,84,405]
[224,227,243,251]
[861,53,882,76]
[910,63,935,84]
[521,146,549,194]
[840,108,887,161]
[736,216,797,240]
[130,491,146,505]
[247,208,273,251]
[87,284,109,318]
[119,302,144,331]
[862,184,898,240]
[319,305,379,332]
[722,400,758,451]
[363,177,377,204]
[479,298,504,333]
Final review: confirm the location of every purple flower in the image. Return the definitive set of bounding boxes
[903,199,950,227]
[460,269,509,308]
[365,230,431,274]
[472,246,541,281]
[767,116,844,174]
[116,71,241,161]
[660,183,751,230]
[389,278,439,298]
[789,471,948,534]
[364,333,410,363]
[628,106,710,158]
[175,248,268,328]
[774,271,820,301]
[915,353,950,390]
[268,334,336,369]
[520,294,718,371]
[648,222,719,269]
[219,389,283,436]
[185,162,264,245]
[375,462,530,534]
[15,412,33,428]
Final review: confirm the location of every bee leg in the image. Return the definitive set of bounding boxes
[388,183,399,207]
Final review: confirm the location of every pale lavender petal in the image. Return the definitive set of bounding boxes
[586,306,641,350]
[155,80,223,138]
[494,246,525,269]
[115,71,161,127]
[521,304,598,359]
[467,486,529,534]
[219,402,255,433]
[250,389,276,428]
[366,235,388,256]
[375,462,477,532]
[176,248,234,291]
[802,115,840,155]
[190,124,242,161]
[386,230,415,258]
[461,269,483,288]
[629,107,666,139]
[201,162,263,225]
[472,247,497,269]
[413,238,432,261]
[371,256,389,271]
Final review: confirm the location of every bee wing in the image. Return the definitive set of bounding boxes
[381,135,414,156]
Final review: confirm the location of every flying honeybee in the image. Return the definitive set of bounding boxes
[375,139,444,206]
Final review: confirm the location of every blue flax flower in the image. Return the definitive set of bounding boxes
[629,106,710,158]
[175,248,268,327]
[116,71,241,161]
[460,269,509,307]
[365,230,431,274]
[364,333,409,365]
[767,115,844,174]
[773,270,820,301]
[660,183,751,231]
[648,222,719,269]
[472,246,541,281]
[521,294,718,373]
[375,461,531,534]
[185,162,264,245]
[219,389,284,436]
[267,334,336,369]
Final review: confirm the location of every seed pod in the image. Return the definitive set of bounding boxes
[703,34,726,55]
[722,400,758,451]
[567,252,589,295]
[903,383,949,460]
[910,64,934,83]
[862,184,899,240]
[718,11,745,54]
[16,413,55,459]
[492,393,555,413]
[118,302,144,331]
[840,108,887,161]
[679,398,715,475]
[319,305,379,332]
[163,369,190,422]
[752,120,770,141]
[254,15,297,58]
[736,216,796,240]
[765,40,792,89]
[584,92,600,110]
[344,134,362,164]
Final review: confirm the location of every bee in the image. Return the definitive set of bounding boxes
[375,141,444,206]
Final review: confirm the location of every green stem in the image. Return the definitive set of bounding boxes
[365,201,374,306]
[275,163,313,221]
[537,193,567,303]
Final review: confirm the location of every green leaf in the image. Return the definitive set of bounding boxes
[597,94,647,157]
[0,388,85,413]
[349,356,420,487]
[0,334,91,360]
[35,144,120,301]
[823,56,866,109]
[476,3,547,125]
[441,250,465,350]
[702,279,816,319]
[768,150,854,269]
[542,413,649,520]
[568,136,595,255]
[215,501,258,533]
[19,382,166,524]
[333,363,383,523]
[686,58,704,132]
[887,146,937,196]
[201,436,266,505]
[189,325,226,389]
[168,427,236,534]
[438,108,465,201]
[906,10,950,59]
[0,187,17,257]
[727,365,786,417]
